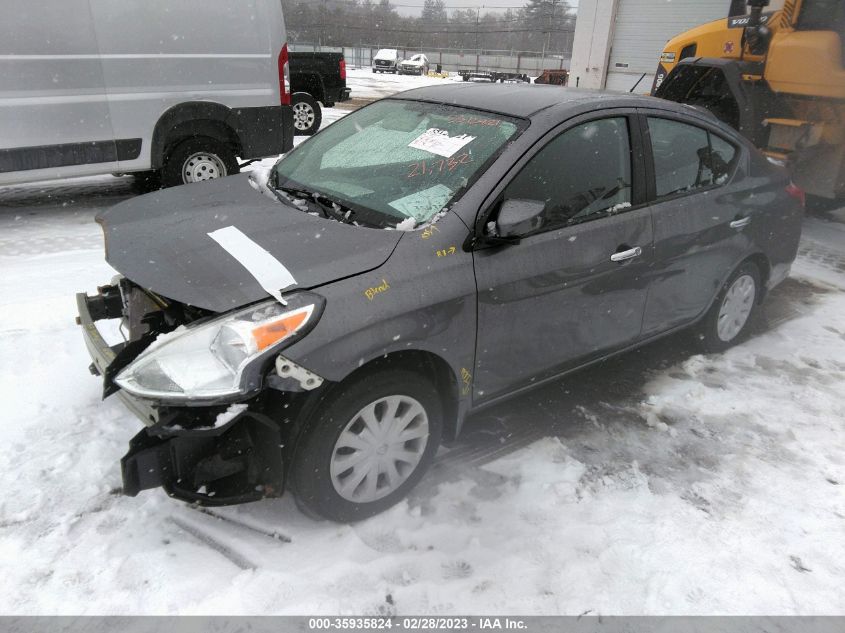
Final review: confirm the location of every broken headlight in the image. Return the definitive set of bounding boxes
[115,293,324,401]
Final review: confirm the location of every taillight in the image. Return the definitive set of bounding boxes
[786,182,805,209]
[339,57,346,80]
[278,43,291,106]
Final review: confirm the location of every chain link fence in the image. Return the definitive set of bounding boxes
[290,43,570,75]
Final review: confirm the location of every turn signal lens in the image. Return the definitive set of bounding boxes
[252,306,312,351]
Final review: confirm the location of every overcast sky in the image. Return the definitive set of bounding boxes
[396,1,579,17]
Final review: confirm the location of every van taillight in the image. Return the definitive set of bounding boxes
[786,182,805,209]
[278,44,291,106]
[339,58,346,80]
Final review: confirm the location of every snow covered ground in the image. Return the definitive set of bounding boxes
[344,66,461,100]
[1,72,844,615]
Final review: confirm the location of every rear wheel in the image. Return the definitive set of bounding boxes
[291,92,322,136]
[291,369,442,522]
[160,136,238,188]
[697,262,761,353]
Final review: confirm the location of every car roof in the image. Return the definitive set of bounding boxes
[392,83,698,120]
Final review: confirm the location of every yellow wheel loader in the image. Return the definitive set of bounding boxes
[652,0,845,200]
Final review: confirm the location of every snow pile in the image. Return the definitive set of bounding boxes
[247,165,278,202]
[394,217,417,231]
[214,403,249,429]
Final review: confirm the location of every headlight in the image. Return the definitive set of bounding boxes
[115,293,323,401]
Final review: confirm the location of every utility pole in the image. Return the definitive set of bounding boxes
[319,0,327,50]
[540,0,558,70]
[475,6,481,71]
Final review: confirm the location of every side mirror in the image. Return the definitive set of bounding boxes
[496,199,546,238]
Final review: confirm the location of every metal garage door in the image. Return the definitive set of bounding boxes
[606,0,726,92]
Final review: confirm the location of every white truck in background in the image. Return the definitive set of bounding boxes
[0,0,294,189]
[372,49,399,73]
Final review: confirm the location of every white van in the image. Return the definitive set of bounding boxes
[0,0,294,188]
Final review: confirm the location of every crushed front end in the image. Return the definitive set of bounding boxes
[76,279,323,506]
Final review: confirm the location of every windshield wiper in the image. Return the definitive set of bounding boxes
[275,185,359,225]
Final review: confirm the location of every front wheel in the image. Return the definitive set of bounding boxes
[160,136,238,187]
[696,262,761,353]
[291,369,442,522]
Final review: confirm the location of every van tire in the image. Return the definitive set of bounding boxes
[161,136,239,187]
[291,92,322,136]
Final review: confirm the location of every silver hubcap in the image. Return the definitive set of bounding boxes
[293,102,315,131]
[182,152,226,183]
[717,274,755,342]
[330,395,429,503]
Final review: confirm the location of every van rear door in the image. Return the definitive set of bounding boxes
[0,0,117,185]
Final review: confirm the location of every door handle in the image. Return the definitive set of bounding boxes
[610,246,642,262]
[730,217,751,230]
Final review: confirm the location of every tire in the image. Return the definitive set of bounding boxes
[291,369,443,522]
[696,262,761,353]
[160,136,238,188]
[372,68,377,73]
[291,92,322,136]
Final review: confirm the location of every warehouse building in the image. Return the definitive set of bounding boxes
[569,0,729,93]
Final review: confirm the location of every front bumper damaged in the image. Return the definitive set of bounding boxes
[76,289,286,506]
[120,411,285,505]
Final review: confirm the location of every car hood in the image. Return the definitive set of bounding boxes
[96,174,402,312]
[402,60,424,66]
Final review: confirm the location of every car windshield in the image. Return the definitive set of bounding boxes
[273,99,524,227]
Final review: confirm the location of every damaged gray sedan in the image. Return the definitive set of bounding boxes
[78,84,803,521]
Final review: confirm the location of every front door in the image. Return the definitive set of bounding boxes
[473,115,653,401]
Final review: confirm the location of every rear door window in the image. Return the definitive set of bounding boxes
[647,117,737,198]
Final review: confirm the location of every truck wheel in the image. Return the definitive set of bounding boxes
[696,262,761,353]
[291,369,442,522]
[161,136,238,187]
[292,92,322,136]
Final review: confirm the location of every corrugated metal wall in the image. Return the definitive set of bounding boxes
[605,0,727,92]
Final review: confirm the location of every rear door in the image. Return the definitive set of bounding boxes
[638,110,752,335]
[473,111,653,401]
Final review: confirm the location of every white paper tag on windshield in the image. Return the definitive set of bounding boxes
[208,226,297,305]
[408,128,475,157]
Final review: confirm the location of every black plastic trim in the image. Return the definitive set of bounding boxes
[228,105,294,157]
[0,138,141,173]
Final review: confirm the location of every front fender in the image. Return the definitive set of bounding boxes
[281,213,477,402]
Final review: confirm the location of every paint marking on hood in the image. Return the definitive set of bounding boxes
[208,225,297,305]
